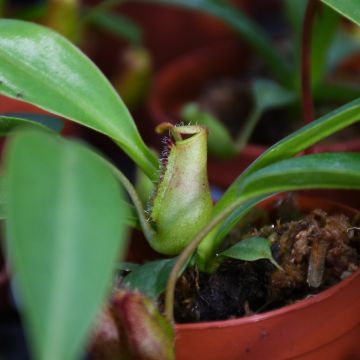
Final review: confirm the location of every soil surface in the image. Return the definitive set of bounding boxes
[173,196,360,323]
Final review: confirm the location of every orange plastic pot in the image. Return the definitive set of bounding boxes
[175,196,360,359]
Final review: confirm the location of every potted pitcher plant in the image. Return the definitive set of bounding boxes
[0,1,359,359]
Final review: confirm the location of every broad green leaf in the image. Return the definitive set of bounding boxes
[136,0,291,85]
[124,258,177,299]
[199,99,360,263]
[239,153,360,197]
[181,103,237,158]
[86,10,142,45]
[321,0,360,26]
[201,153,360,264]
[215,98,360,216]
[0,176,6,220]
[0,114,63,135]
[0,19,158,180]
[220,236,281,269]
[5,130,129,360]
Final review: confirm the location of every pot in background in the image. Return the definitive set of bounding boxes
[84,0,247,74]
[148,41,360,206]
[148,41,262,187]
[0,95,81,138]
[175,196,360,360]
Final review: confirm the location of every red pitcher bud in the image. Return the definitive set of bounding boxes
[111,290,174,360]
[91,307,131,360]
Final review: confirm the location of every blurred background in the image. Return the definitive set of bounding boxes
[1,0,360,358]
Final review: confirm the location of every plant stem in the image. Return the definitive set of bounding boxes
[164,197,249,322]
[301,0,318,125]
[98,155,155,243]
[111,166,155,243]
[234,108,262,152]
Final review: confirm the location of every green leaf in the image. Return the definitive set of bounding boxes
[239,153,360,197]
[0,19,158,180]
[311,4,340,86]
[199,99,360,262]
[201,152,360,265]
[124,258,177,299]
[0,114,63,135]
[86,10,143,45]
[224,153,360,242]
[283,0,306,36]
[181,103,237,158]
[215,98,360,216]
[136,0,291,85]
[321,0,360,26]
[5,130,129,360]
[0,176,6,220]
[221,236,281,269]
[253,79,296,111]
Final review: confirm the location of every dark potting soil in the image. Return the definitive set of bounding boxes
[173,196,360,323]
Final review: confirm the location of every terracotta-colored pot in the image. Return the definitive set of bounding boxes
[175,196,360,359]
[148,41,360,206]
[84,1,248,74]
